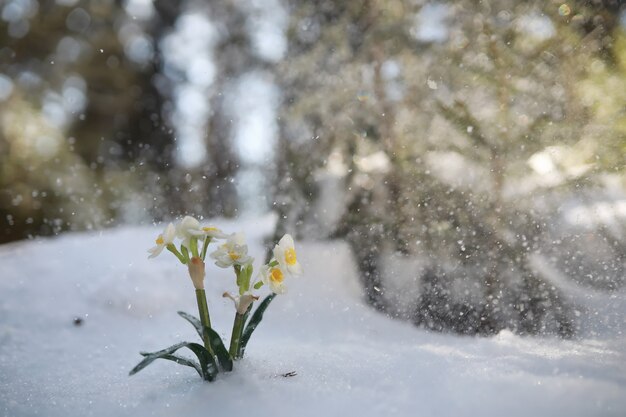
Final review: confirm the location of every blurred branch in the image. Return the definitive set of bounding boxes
[504,114,553,158]
[436,100,495,153]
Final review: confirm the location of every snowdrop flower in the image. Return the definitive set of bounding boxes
[187,256,206,290]
[209,233,253,268]
[176,216,203,248]
[260,264,287,294]
[223,291,259,314]
[200,225,228,240]
[273,234,302,276]
[148,223,176,258]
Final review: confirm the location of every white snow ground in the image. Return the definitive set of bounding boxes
[1,216,625,417]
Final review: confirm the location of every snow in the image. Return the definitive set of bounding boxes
[1,216,625,417]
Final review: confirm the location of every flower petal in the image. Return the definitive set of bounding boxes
[164,223,176,243]
[278,234,295,250]
[270,280,287,294]
[147,245,164,259]
[288,262,303,276]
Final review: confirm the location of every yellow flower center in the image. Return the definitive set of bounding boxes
[203,227,218,232]
[285,248,297,266]
[155,236,164,245]
[229,252,241,261]
[269,268,284,283]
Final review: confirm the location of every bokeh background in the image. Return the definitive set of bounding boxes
[1,0,625,337]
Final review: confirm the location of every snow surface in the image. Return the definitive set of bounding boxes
[1,216,625,417]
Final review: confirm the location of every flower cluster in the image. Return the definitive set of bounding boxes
[147,216,301,292]
[260,234,302,294]
[131,216,303,382]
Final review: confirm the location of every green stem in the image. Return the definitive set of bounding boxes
[195,289,214,355]
[241,264,252,295]
[190,237,200,258]
[181,245,190,263]
[201,236,212,260]
[234,265,242,289]
[236,268,246,296]
[229,312,246,359]
[166,244,186,264]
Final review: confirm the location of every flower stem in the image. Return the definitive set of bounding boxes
[229,312,246,359]
[181,245,190,263]
[195,289,214,355]
[201,236,212,260]
[166,244,186,264]
[190,238,200,258]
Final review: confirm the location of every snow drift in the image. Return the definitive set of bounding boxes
[1,216,625,417]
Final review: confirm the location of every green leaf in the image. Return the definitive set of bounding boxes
[178,311,228,371]
[136,341,189,360]
[177,311,203,341]
[239,293,276,358]
[130,341,218,381]
[131,342,189,375]
[185,342,218,381]
[155,354,203,378]
[206,326,233,372]
[254,281,264,290]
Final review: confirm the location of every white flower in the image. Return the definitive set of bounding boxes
[187,257,206,290]
[148,223,176,258]
[273,234,302,276]
[223,291,259,314]
[199,225,228,240]
[260,264,287,294]
[176,215,203,249]
[209,233,253,268]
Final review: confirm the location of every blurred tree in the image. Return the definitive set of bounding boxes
[1,0,188,239]
[201,0,243,218]
[276,0,624,336]
[274,0,418,311]
[1,0,624,339]
[0,1,114,241]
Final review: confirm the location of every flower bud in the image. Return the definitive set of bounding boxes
[223,291,259,314]
[188,256,205,289]
[237,293,259,314]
